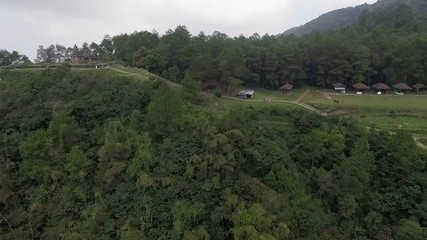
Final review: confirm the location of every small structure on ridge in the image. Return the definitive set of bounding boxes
[333,82,346,93]
[237,89,256,99]
[372,83,390,94]
[279,83,294,95]
[412,83,426,94]
[352,82,369,94]
[392,82,412,94]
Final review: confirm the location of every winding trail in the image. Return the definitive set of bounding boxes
[225,87,326,115]
[413,135,427,150]
[108,66,149,79]
[296,88,310,103]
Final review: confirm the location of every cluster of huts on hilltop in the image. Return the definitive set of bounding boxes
[333,82,427,95]
[237,82,426,99]
[277,82,427,95]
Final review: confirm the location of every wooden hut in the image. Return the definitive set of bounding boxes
[372,83,390,94]
[279,83,294,95]
[392,82,412,94]
[237,89,256,99]
[352,82,369,94]
[412,83,426,94]
[333,82,346,93]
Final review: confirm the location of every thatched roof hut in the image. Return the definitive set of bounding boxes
[412,83,426,93]
[392,82,412,92]
[353,82,369,90]
[352,82,369,93]
[279,83,293,94]
[412,83,426,89]
[372,83,390,94]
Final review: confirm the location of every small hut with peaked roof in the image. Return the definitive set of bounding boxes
[333,82,346,93]
[412,83,426,94]
[392,82,412,93]
[279,83,294,95]
[352,82,369,94]
[372,83,390,94]
[237,89,256,99]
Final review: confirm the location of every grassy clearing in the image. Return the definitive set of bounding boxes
[419,138,427,146]
[207,95,301,132]
[219,88,427,139]
[68,68,128,80]
[304,91,427,111]
[300,90,427,135]
[359,115,427,133]
[217,97,301,109]
[248,88,306,102]
[110,65,152,77]
[109,65,179,87]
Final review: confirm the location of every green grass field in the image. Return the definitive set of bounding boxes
[218,87,427,140]
[304,91,427,111]
[247,88,306,102]
[217,97,298,108]
[419,138,427,146]
[110,65,153,77]
[300,90,427,135]
[359,115,427,133]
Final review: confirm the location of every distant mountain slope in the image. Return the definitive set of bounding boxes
[282,0,427,36]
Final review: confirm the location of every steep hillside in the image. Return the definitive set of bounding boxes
[282,0,427,36]
[1,66,426,239]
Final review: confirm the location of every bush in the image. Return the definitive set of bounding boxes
[214,90,222,98]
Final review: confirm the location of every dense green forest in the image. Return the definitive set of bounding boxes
[0,66,426,239]
[282,0,427,36]
[0,50,31,66]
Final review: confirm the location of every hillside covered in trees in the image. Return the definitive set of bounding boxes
[0,65,427,239]
[282,0,427,36]
[1,2,427,238]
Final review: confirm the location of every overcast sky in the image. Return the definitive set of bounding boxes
[0,0,376,60]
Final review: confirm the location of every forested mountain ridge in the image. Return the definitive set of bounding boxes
[16,0,424,95]
[0,67,426,239]
[282,0,427,36]
[3,0,427,93]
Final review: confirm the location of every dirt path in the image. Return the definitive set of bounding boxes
[321,92,333,100]
[108,66,149,79]
[413,135,427,151]
[366,127,427,151]
[296,88,310,103]
[222,95,326,115]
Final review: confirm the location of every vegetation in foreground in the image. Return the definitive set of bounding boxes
[0,67,426,239]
